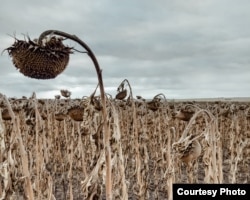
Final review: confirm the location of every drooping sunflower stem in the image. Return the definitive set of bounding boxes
[38,30,111,199]
[115,79,134,101]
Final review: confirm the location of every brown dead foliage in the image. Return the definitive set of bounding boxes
[0,95,249,199]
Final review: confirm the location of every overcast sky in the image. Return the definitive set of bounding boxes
[1,0,250,99]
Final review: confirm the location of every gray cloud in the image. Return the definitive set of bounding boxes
[0,0,250,99]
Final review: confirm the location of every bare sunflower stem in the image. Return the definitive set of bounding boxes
[38,30,112,199]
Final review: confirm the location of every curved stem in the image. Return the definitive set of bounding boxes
[153,93,167,102]
[119,78,134,99]
[38,30,112,199]
[38,30,103,96]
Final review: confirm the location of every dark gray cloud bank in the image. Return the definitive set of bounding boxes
[1,0,250,99]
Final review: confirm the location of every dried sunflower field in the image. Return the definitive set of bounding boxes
[0,91,249,200]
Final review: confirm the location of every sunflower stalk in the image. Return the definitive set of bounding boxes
[3,95,34,200]
[38,30,111,199]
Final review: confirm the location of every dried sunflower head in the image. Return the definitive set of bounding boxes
[1,108,11,120]
[67,105,84,121]
[6,36,73,79]
[60,89,71,98]
[115,89,127,100]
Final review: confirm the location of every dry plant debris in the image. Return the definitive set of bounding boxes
[0,93,249,199]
